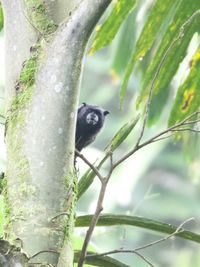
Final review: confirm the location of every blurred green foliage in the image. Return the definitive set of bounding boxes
[0,2,3,32]
[91,0,200,127]
[90,0,136,55]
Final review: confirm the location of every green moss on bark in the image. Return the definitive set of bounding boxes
[0,2,4,31]
[61,171,78,239]
[5,39,42,238]
[24,0,57,35]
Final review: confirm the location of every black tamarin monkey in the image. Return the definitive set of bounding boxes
[75,103,109,151]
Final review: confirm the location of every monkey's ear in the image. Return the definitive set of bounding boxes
[78,102,87,113]
[104,110,109,116]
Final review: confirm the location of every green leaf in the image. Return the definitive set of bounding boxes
[105,114,139,153]
[76,214,200,244]
[74,251,130,267]
[89,0,137,55]
[78,115,139,199]
[77,159,105,200]
[134,0,180,61]
[168,46,200,126]
[0,2,3,31]
[120,0,180,105]
[111,11,136,77]
[138,0,200,124]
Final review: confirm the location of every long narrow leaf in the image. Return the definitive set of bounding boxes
[120,0,179,104]
[104,114,139,153]
[138,1,200,124]
[76,214,200,244]
[111,11,136,77]
[168,46,200,125]
[0,2,3,31]
[89,0,137,54]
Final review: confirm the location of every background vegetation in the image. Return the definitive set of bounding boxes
[0,0,200,266]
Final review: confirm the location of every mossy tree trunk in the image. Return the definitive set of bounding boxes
[1,0,111,266]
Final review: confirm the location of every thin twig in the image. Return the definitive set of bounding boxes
[0,114,5,119]
[114,111,200,167]
[77,153,114,267]
[49,212,69,222]
[30,250,59,260]
[77,178,108,267]
[171,128,200,133]
[151,134,173,143]
[76,149,104,182]
[23,9,43,37]
[87,250,154,267]
[183,119,200,125]
[180,111,200,124]
[87,218,194,264]
[30,264,54,267]
[134,217,194,251]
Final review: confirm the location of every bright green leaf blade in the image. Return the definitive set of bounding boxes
[78,115,139,199]
[134,0,180,60]
[74,251,129,267]
[76,214,200,244]
[138,0,200,124]
[111,11,136,78]
[89,0,137,54]
[120,0,179,105]
[0,2,3,31]
[105,114,139,153]
[168,46,200,126]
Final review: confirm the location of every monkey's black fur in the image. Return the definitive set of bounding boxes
[75,103,109,151]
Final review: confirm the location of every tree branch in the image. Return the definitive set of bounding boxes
[76,149,104,182]
[89,250,154,267]
[113,111,200,167]
[77,154,114,267]
[0,114,5,119]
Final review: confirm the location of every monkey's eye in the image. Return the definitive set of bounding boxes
[86,112,99,125]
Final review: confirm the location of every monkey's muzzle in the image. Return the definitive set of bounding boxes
[86,112,99,125]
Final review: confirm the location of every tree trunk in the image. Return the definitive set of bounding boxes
[2,0,111,266]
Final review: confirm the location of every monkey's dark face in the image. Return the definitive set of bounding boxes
[75,103,109,151]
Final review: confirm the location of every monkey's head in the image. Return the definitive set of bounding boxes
[75,103,109,151]
[77,103,109,132]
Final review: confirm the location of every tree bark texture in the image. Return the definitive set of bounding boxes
[2,0,111,266]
